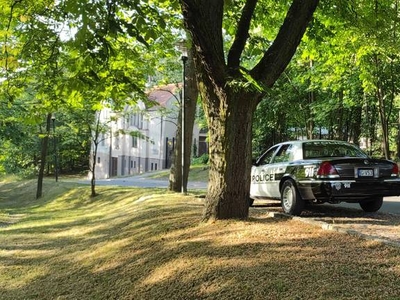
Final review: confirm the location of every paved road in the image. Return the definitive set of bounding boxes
[337,196,400,215]
[85,174,208,190]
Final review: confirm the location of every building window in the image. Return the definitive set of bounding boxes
[115,132,120,149]
[130,113,136,127]
[130,113,144,129]
[132,136,138,148]
[139,114,143,129]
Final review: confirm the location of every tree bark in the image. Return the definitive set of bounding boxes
[181,0,319,220]
[89,114,101,197]
[36,113,51,199]
[169,45,198,192]
[201,89,258,220]
[373,54,390,158]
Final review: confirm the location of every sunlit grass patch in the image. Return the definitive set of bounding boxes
[148,164,209,182]
[1,179,400,299]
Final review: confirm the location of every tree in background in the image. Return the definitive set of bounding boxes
[0,0,176,197]
[252,1,400,160]
[168,43,199,193]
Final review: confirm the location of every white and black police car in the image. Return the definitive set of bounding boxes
[250,140,400,215]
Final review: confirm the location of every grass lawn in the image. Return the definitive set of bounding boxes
[1,178,400,299]
[148,164,209,181]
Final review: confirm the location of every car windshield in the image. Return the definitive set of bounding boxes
[303,141,368,159]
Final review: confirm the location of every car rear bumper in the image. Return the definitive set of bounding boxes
[297,178,400,203]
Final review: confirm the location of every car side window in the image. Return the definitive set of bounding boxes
[272,144,293,163]
[258,146,278,165]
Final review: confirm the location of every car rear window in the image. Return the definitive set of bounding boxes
[303,141,368,159]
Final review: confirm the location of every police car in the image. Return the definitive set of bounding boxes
[250,140,400,215]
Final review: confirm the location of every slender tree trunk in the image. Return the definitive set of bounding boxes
[90,142,98,197]
[373,3,391,159]
[169,120,181,191]
[306,60,315,139]
[337,90,344,140]
[306,90,315,139]
[376,73,390,159]
[351,104,363,145]
[169,46,198,192]
[89,115,102,197]
[36,113,51,199]
[377,86,390,159]
[183,51,198,186]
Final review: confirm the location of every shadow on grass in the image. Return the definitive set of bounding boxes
[1,181,400,299]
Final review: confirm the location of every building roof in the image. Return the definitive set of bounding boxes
[147,84,181,108]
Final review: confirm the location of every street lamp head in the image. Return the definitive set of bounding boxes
[181,55,188,63]
[51,113,56,121]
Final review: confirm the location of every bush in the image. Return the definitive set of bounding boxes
[192,153,209,165]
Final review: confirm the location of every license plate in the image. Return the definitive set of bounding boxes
[358,168,374,177]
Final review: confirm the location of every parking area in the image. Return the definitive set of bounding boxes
[338,196,400,215]
[252,198,400,247]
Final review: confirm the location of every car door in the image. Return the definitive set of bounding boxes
[250,145,280,198]
[267,144,294,197]
[250,144,295,199]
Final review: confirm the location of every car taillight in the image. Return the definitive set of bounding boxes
[317,161,339,178]
[392,164,399,177]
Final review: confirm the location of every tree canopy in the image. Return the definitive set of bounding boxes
[2,0,400,219]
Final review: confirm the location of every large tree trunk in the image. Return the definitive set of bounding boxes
[202,89,258,220]
[181,0,319,220]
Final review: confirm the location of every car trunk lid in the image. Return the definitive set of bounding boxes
[318,158,397,179]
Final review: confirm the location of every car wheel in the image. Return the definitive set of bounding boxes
[359,196,383,212]
[281,180,304,216]
[248,198,254,207]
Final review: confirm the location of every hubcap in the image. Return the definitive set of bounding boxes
[282,186,293,211]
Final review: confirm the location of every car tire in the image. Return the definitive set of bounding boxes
[281,180,304,216]
[359,196,383,212]
[248,198,254,207]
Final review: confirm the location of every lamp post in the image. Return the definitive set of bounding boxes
[181,54,188,194]
[51,114,58,182]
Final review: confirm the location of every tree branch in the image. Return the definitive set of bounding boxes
[251,0,319,87]
[180,0,226,87]
[227,0,258,71]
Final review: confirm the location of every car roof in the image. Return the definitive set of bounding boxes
[277,139,352,146]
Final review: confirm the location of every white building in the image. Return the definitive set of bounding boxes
[92,84,205,179]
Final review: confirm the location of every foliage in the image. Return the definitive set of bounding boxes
[0,0,183,179]
[192,153,209,165]
[1,0,400,198]
[252,0,400,159]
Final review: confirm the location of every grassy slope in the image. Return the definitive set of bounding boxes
[148,164,209,181]
[1,179,400,299]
